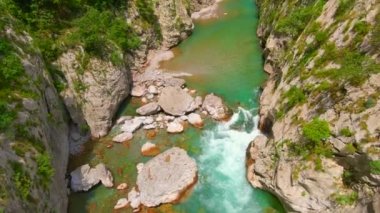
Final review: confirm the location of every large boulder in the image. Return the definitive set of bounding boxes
[202,94,228,120]
[136,147,198,207]
[136,102,160,115]
[158,86,193,116]
[57,49,130,137]
[70,163,113,192]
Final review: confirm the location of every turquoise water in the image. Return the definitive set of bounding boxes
[68,0,284,212]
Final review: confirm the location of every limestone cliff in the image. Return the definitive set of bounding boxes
[0,29,69,212]
[0,0,213,212]
[247,0,380,212]
[55,0,215,138]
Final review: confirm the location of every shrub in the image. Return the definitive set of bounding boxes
[11,162,32,200]
[36,153,54,188]
[70,8,140,57]
[0,38,24,87]
[369,160,380,175]
[302,118,330,144]
[334,191,358,205]
[283,86,306,110]
[344,143,356,154]
[340,128,353,137]
[0,101,15,130]
[275,0,325,38]
[353,21,370,36]
[335,0,355,18]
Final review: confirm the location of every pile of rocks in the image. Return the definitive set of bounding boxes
[111,70,229,143]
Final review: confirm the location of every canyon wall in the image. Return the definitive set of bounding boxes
[247,0,380,212]
[0,0,213,212]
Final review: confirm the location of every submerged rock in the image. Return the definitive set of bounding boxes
[114,198,129,209]
[158,86,193,116]
[117,183,128,190]
[121,118,143,133]
[70,163,113,192]
[136,147,198,207]
[136,102,160,115]
[141,142,159,156]
[202,94,228,120]
[112,132,133,143]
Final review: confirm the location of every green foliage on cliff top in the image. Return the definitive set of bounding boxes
[68,8,140,57]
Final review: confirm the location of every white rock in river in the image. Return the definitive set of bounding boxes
[143,117,155,125]
[117,183,128,190]
[202,94,228,120]
[136,102,160,116]
[131,85,146,97]
[112,132,133,143]
[166,122,184,133]
[148,85,158,94]
[114,198,129,209]
[137,147,198,207]
[128,187,141,210]
[121,118,143,133]
[158,86,194,116]
[136,163,144,174]
[188,113,203,127]
[70,163,113,192]
[141,142,159,156]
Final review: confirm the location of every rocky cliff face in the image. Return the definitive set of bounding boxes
[247,0,380,212]
[0,0,213,212]
[56,0,214,138]
[0,29,69,212]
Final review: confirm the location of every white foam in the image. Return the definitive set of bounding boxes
[196,107,263,212]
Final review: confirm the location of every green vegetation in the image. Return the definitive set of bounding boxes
[340,128,353,137]
[136,0,162,37]
[344,143,356,154]
[275,0,325,38]
[36,153,54,188]
[371,12,380,50]
[0,101,15,131]
[369,160,380,175]
[335,0,355,18]
[315,51,380,86]
[284,86,306,109]
[333,191,358,206]
[68,8,140,58]
[302,118,330,144]
[11,162,32,200]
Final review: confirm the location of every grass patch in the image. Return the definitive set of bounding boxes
[369,160,380,175]
[333,191,358,206]
[11,161,32,200]
[36,153,54,188]
[340,128,353,137]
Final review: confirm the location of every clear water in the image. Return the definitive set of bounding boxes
[68,0,284,212]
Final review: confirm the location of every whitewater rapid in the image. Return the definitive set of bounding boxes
[195,107,264,212]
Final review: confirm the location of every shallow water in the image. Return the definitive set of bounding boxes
[68,0,284,212]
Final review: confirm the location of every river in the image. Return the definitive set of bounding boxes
[68,0,284,212]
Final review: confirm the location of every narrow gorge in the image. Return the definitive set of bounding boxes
[0,0,379,212]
